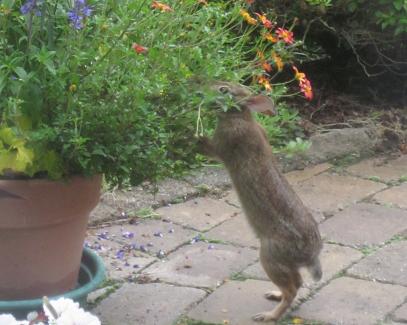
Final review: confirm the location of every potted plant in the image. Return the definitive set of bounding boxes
[0,0,313,301]
[0,0,248,301]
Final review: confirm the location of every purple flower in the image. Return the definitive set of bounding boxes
[97,231,109,240]
[83,6,93,17]
[154,231,163,238]
[168,228,175,234]
[115,249,125,260]
[190,235,202,244]
[67,0,93,30]
[20,0,37,15]
[208,244,215,250]
[122,231,135,239]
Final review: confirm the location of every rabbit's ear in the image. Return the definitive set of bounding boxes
[243,94,277,116]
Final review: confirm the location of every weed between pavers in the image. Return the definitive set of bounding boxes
[228,272,250,281]
[359,245,379,256]
[368,176,382,183]
[174,317,223,325]
[331,153,362,170]
[131,207,160,220]
[87,278,121,306]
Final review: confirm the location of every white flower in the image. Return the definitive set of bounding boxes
[43,297,80,320]
[0,314,29,325]
[44,297,101,325]
[55,308,100,325]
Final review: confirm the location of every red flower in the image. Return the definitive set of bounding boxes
[132,43,148,54]
[151,1,173,12]
[300,79,313,100]
[276,27,294,44]
[246,0,255,4]
[293,66,313,100]
[262,61,272,73]
[255,13,274,29]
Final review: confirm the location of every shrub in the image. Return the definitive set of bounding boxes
[0,0,313,186]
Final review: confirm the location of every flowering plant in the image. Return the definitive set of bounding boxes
[0,0,313,185]
[0,297,100,324]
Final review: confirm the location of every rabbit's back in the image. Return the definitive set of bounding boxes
[214,117,322,265]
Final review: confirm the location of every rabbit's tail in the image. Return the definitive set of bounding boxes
[307,257,322,282]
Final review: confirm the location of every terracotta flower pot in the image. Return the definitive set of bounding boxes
[0,175,102,300]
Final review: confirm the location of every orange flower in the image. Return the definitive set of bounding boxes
[255,13,273,29]
[151,1,173,12]
[246,0,255,4]
[271,51,284,71]
[258,75,272,91]
[293,66,313,100]
[293,66,306,82]
[257,50,265,60]
[276,27,294,44]
[262,61,272,73]
[240,9,257,25]
[132,43,148,54]
[300,79,313,100]
[263,32,278,43]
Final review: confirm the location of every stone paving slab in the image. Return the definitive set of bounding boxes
[88,219,196,256]
[94,282,206,325]
[184,166,231,188]
[293,277,407,325]
[142,242,257,288]
[348,241,407,286]
[156,197,240,231]
[242,243,363,288]
[205,213,259,248]
[373,183,407,210]
[347,155,407,182]
[393,303,407,323]
[187,279,310,325]
[223,190,240,208]
[90,179,198,224]
[285,163,332,184]
[85,237,156,280]
[320,203,407,247]
[293,173,386,214]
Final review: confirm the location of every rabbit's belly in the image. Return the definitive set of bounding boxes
[260,235,318,266]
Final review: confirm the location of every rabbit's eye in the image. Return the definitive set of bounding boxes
[218,86,230,94]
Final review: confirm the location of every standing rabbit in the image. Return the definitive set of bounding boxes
[198,82,322,323]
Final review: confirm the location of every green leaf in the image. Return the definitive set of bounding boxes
[15,146,34,171]
[0,150,16,173]
[0,128,16,146]
[394,0,403,11]
[14,67,28,81]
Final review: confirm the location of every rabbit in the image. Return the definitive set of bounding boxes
[198,81,323,323]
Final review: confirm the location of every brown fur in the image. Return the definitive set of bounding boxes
[198,82,322,323]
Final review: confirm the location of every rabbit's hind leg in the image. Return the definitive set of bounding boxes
[252,243,302,323]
